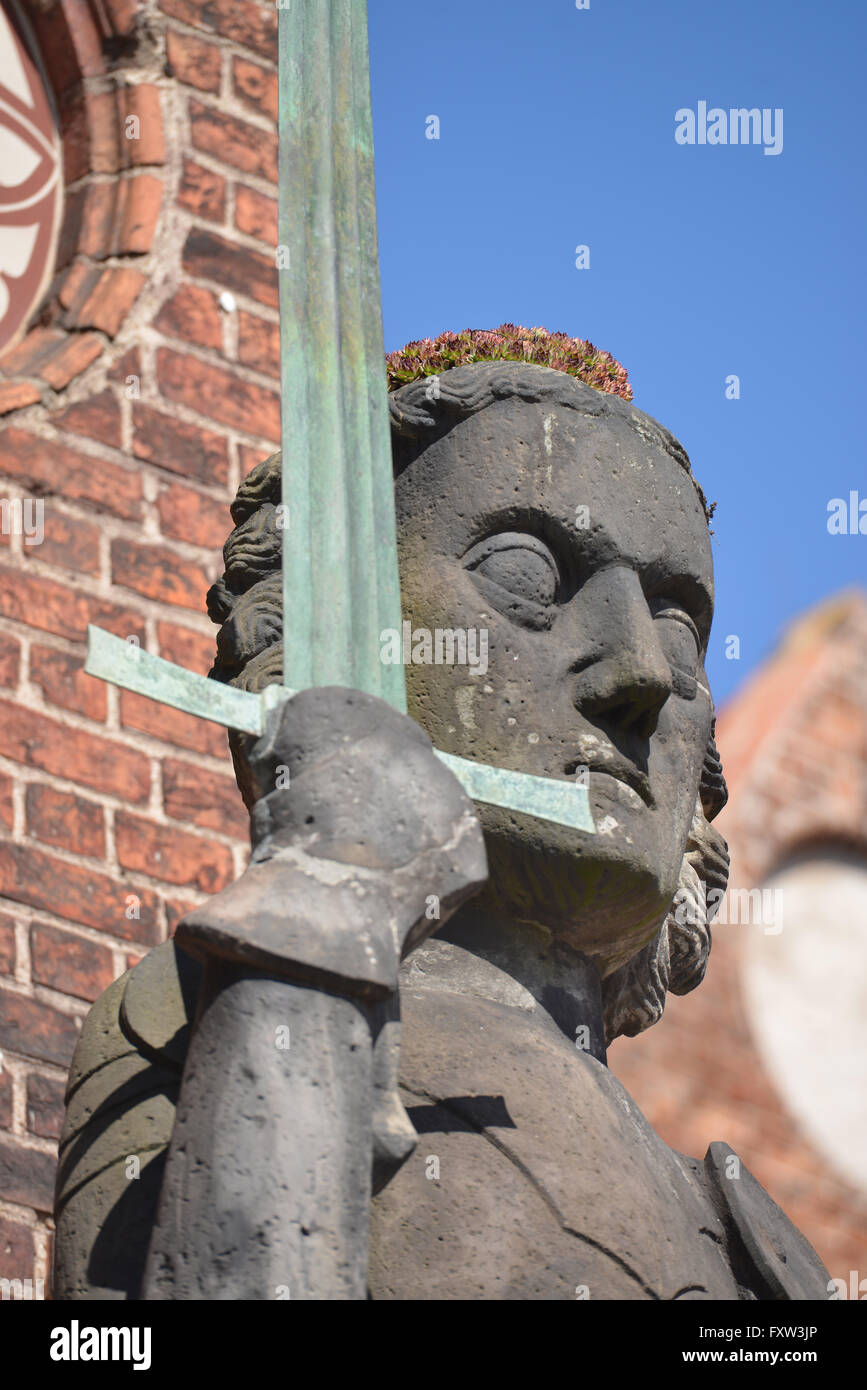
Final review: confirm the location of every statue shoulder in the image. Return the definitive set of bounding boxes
[54,940,200,1299]
[118,936,202,1066]
[687,1142,831,1300]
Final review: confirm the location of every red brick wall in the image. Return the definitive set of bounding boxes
[0,0,280,1293]
[610,593,867,1282]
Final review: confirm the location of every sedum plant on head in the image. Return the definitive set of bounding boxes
[386,323,633,401]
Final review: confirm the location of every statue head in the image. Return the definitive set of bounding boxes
[208,358,729,1045]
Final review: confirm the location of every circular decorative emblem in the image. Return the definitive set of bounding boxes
[0,1,62,356]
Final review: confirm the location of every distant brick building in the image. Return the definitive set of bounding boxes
[611,591,867,1284]
[0,0,280,1293]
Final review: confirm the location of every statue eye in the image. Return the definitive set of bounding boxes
[464,533,560,629]
[651,600,701,698]
[652,602,700,647]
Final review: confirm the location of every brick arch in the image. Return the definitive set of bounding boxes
[0,0,164,412]
[741,841,867,1208]
[769,830,867,874]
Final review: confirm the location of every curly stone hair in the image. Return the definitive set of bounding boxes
[600,737,729,1043]
[207,363,729,1043]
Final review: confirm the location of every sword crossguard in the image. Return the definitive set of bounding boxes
[85,625,595,834]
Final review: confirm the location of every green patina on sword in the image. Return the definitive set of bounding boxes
[278,0,404,708]
[83,0,594,838]
[84,631,594,832]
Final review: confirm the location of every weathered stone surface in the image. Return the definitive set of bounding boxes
[63,973,135,1101]
[55,1148,170,1300]
[56,1075,178,1206]
[54,362,830,1300]
[143,970,376,1300]
[54,960,182,1300]
[120,939,201,1070]
[177,686,487,994]
[371,981,740,1300]
[702,1142,830,1300]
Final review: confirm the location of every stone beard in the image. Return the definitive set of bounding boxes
[53,362,830,1301]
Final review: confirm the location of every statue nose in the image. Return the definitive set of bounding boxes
[569,567,673,740]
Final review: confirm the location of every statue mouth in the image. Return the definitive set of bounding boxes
[564,756,653,808]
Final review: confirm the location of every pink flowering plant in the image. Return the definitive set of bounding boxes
[386,323,632,401]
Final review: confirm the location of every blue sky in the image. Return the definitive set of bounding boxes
[368,0,865,707]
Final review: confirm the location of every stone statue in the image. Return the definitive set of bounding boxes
[54,361,830,1300]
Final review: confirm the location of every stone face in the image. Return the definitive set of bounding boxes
[392,368,715,979]
[53,362,830,1300]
